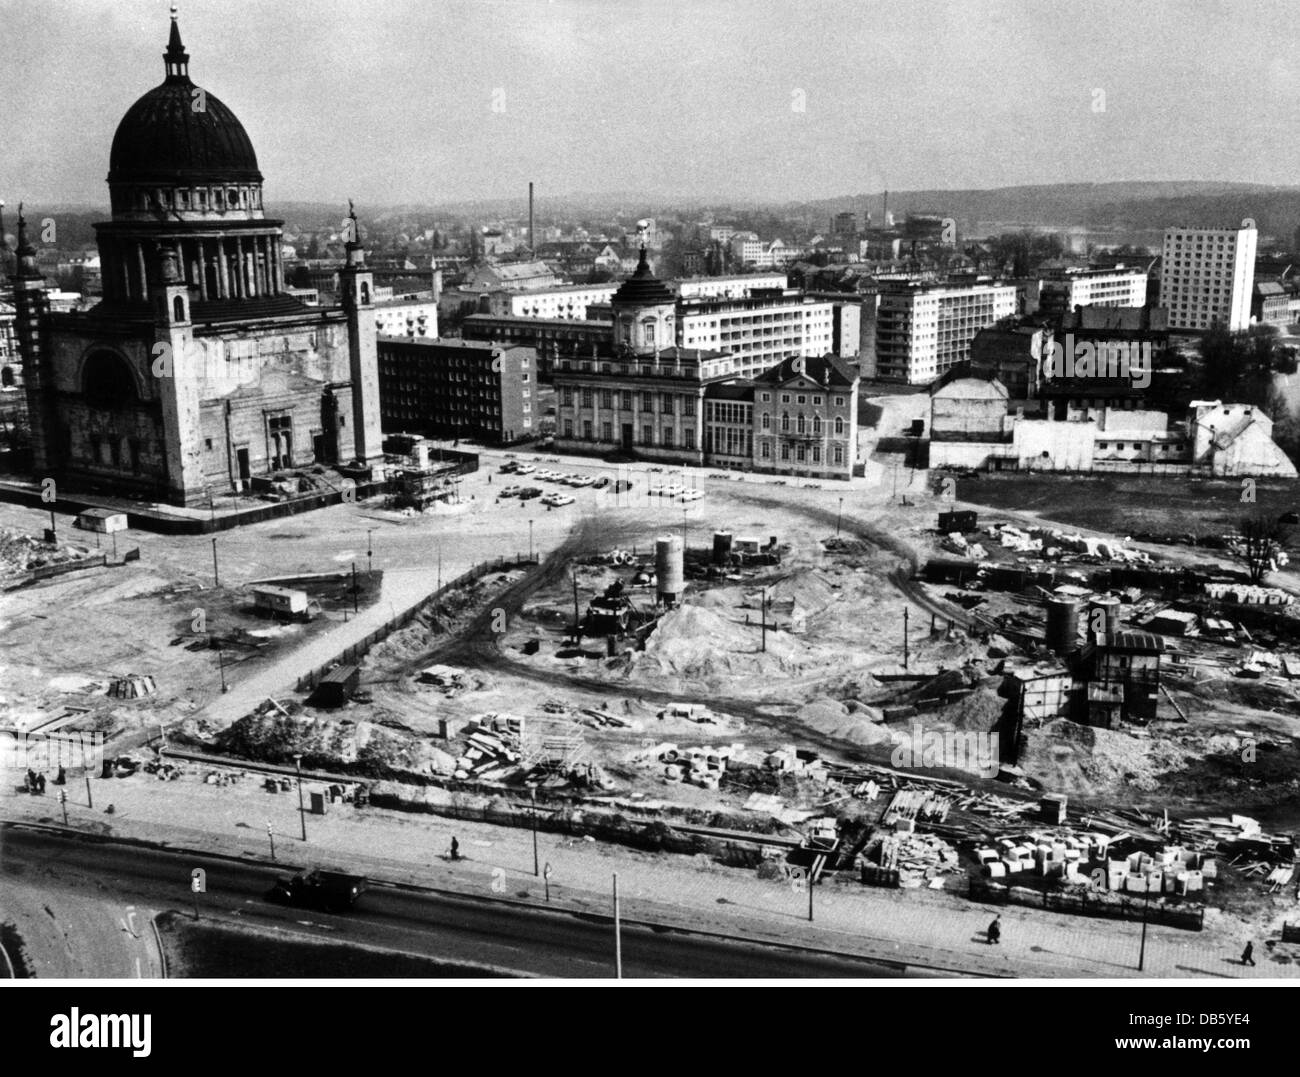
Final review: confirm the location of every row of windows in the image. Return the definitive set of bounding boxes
[756,441,845,464]
[563,420,697,450]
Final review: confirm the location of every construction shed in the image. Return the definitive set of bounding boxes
[310,664,360,707]
[75,508,128,534]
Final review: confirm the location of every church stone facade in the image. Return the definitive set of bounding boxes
[9,15,383,507]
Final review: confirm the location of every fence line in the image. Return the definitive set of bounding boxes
[296,553,539,691]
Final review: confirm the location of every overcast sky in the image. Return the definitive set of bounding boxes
[3,0,1298,209]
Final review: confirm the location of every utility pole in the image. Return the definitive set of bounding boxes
[572,570,581,643]
[808,866,815,922]
[367,528,375,576]
[761,587,768,653]
[217,646,227,693]
[210,536,219,587]
[612,872,623,979]
[531,786,540,877]
[59,789,68,826]
[836,497,844,538]
[903,607,910,670]
[267,821,276,861]
[1138,879,1152,971]
[293,754,307,842]
[84,772,93,809]
[351,562,359,613]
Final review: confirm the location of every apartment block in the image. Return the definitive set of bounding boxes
[377,337,535,443]
[678,292,836,378]
[1037,266,1149,317]
[1158,224,1257,331]
[875,279,1017,384]
[481,283,619,319]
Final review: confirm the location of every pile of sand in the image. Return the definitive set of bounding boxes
[795,698,891,746]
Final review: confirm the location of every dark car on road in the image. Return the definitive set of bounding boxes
[268,869,369,912]
[518,487,544,500]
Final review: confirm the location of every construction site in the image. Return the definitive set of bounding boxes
[5,450,1261,964]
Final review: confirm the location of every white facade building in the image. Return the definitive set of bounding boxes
[678,293,836,379]
[875,280,1017,384]
[483,283,619,319]
[1038,266,1148,315]
[1158,224,1257,331]
[675,274,787,299]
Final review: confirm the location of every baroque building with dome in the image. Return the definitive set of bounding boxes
[9,13,383,507]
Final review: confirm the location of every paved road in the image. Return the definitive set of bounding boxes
[1,824,915,978]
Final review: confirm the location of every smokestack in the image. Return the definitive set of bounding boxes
[529,182,535,253]
[883,189,889,227]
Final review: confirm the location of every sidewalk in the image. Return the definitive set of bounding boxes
[3,769,1289,980]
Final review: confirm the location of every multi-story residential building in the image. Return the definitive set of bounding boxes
[729,233,766,267]
[377,337,535,444]
[481,283,618,319]
[676,273,788,299]
[460,313,608,378]
[875,279,1017,384]
[751,355,859,477]
[1036,266,1149,317]
[372,292,439,338]
[678,292,836,378]
[1158,224,1257,331]
[1251,280,1300,327]
[832,212,858,239]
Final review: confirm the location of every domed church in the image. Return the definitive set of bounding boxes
[9,11,383,506]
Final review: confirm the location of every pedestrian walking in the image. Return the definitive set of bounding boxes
[1241,941,1255,967]
[987,914,1001,945]
[450,836,460,861]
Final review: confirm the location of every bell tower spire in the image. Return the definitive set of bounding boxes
[164,5,190,81]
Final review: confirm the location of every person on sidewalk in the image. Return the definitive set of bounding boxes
[987,915,1001,945]
[450,836,460,861]
[1241,941,1256,967]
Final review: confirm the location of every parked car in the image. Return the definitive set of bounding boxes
[592,477,611,489]
[648,484,665,497]
[499,461,520,474]
[681,489,704,502]
[544,493,575,507]
[664,484,685,497]
[570,475,595,487]
[519,487,544,500]
[498,485,523,498]
[515,463,537,475]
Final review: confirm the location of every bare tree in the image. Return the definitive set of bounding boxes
[1235,512,1291,585]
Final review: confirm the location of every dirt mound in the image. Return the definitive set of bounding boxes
[795,697,891,746]
[1019,718,1195,796]
[213,709,456,777]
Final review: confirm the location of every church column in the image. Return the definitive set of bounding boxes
[231,238,244,299]
[196,238,208,300]
[258,234,271,293]
[216,236,230,299]
[136,242,149,301]
[120,241,133,301]
[274,241,285,293]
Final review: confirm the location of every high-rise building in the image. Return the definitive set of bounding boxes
[875,280,1017,384]
[1158,224,1257,331]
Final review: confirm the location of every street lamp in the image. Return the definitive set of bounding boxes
[366,528,375,576]
[293,753,307,841]
[836,497,844,538]
[210,536,219,587]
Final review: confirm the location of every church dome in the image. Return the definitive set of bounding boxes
[106,14,261,187]
[612,248,676,307]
